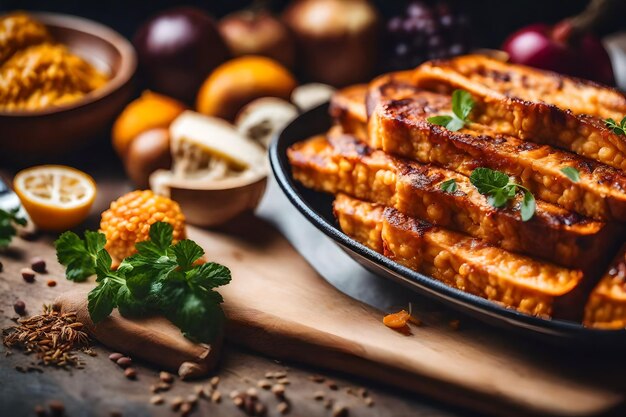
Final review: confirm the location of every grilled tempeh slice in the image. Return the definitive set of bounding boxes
[412,55,626,171]
[288,133,614,268]
[333,194,583,317]
[330,76,626,221]
[584,244,626,329]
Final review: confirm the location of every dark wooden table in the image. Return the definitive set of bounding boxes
[0,142,480,417]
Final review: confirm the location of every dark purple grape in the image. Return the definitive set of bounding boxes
[383,1,472,72]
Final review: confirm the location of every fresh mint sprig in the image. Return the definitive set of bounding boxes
[440,179,458,193]
[0,208,27,248]
[560,167,580,182]
[55,222,231,343]
[427,89,475,132]
[606,117,626,136]
[469,168,536,221]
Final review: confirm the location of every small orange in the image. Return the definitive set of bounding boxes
[112,91,186,157]
[13,165,96,232]
[196,55,297,121]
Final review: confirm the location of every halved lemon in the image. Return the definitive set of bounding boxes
[13,165,97,231]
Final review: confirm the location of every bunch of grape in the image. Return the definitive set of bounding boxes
[384,1,471,71]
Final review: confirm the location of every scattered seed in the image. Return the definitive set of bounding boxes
[264,371,275,379]
[13,300,26,315]
[233,395,244,408]
[211,390,222,403]
[116,357,132,368]
[47,280,57,287]
[34,405,46,417]
[109,352,123,361]
[309,374,325,383]
[21,268,35,283]
[357,388,368,398]
[243,396,256,414]
[277,378,290,385]
[229,390,241,399]
[255,402,267,416]
[313,390,325,400]
[246,388,258,399]
[210,375,220,387]
[273,371,287,378]
[271,384,285,397]
[180,402,194,417]
[364,397,374,407]
[124,368,137,379]
[157,382,171,392]
[159,371,174,383]
[277,401,289,415]
[449,319,461,330]
[49,400,65,416]
[170,396,184,411]
[323,398,333,409]
[203,385,213,398]
[187,394,199,405]
[150,395,164,405]
[326,380,338,390]
[31,257,47,273]
[257,379,272,389]
[332,404,348,417]
[193,385,204,397]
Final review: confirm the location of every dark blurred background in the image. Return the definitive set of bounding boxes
[2,0,622,48]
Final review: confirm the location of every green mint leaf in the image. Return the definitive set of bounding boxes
[440,179,458,193]
[451,89,475,120]
[166,291,224,343]
[149,221,174,251]
[445,117,465,132]
[55,231,106,281]
[606,117,626,135]
[87,278,120,323]
[171,240,205,270]
[188,262,232,290]
[520,190,536,221]
[427,115,453,126]
[0,208,26,248]
[470,167,510,195]
[560,166,580,182]
[116,284,152,317]
[95,250,114,281]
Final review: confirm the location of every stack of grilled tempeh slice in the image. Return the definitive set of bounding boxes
[289,55,626,325]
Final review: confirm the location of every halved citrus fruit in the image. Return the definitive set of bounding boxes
[13,165,96,231]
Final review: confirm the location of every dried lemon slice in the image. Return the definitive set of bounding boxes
[13,165,96,231]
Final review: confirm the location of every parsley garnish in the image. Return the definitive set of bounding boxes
[0,208,27,248]
[560,167,580,182]
[606,117,626,136]
[440,179,458,193]
[427,90,475,131]
[55,222,231,343]
[469,168,536,221]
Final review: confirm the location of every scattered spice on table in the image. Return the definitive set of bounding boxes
[2,305,91,368]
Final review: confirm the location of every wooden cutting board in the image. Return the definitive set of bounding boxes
[186,216,624,417]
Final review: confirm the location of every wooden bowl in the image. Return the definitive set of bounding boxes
[0,13,136,158]
[167,175,268,227]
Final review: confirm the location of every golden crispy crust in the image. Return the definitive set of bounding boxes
[333,194,583,318]
[288,133,615,269]
[412,55,626,171]
[330,74,626,222]
[584,244,626,329]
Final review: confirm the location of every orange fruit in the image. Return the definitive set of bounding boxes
[13,165,96,232]
[112,91,186,157]
[196,55,297,121]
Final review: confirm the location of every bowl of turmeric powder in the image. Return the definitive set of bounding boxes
[0,12,136,158]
